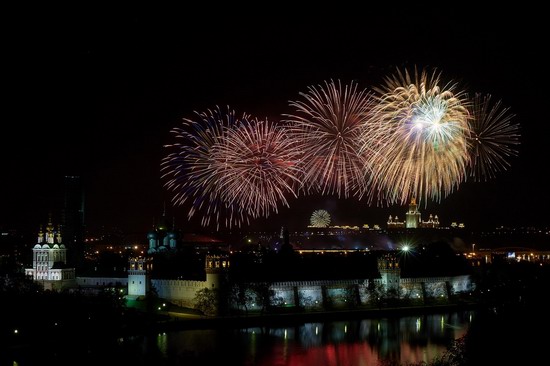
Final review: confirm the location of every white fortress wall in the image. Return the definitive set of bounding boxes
[152,279,209,308]
[298,286,324,308]
[77,276,127,287]
[75,273,472,311]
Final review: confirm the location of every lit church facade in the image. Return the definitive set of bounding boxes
[25,216,76,290]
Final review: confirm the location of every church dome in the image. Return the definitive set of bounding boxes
[59,244,66,249]
[147,231,158,240]
[33,244,42,249]
[42,244,50,249]
[53,244,59,249]
[167,231,177,239]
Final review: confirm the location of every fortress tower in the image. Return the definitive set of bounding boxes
[377,253,401,292]
[205,254,230,290]
[127,257,151,297]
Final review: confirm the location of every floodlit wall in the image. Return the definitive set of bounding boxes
[73,273,473,311]
[152,279,209,308]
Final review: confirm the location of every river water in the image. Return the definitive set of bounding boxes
[9,310,473,365]
[122,310,471,365]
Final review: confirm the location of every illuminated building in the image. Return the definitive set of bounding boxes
[25,215,76,290]
[405,198,421,228]
[388,198,440,229]
[147,208,178,254]
[387,216,405,229]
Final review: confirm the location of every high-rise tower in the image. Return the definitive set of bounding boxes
[405,198,421,229]
[61,175,85,269]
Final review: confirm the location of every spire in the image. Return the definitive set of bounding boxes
[56,224,62,244]
[46,212,54,232]
[38,225,44,244]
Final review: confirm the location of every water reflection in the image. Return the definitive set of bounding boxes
[244,312,469,365]
[138,311,473,365]
[8,311,472,365]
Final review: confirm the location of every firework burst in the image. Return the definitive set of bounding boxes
[161,106,302,229]
[310,209,331,228]
[467,93,520,181]
[284,80,377,199]
[211,117,303,219]
[161,106,244,229]
[162,69,520,229]
[367,67,471,206]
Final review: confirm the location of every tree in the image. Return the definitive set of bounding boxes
[344,285,360,308]
[229,283,255,314]
[298,291,316,308]
[145,285,160,314]
[194,287,219,316]
[365,280,384,308]
[250,282,274,314]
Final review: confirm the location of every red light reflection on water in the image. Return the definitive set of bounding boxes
[251,340,452,366]
[252,342,377,366]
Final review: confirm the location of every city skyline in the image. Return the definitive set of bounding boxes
[2,9,547,236]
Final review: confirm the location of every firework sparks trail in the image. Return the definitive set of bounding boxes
[212,117,303,219]
[467,93,520,181]
[162,106,302,229]
[162,70,521,229]
[161,106,246,229]
[284,80,378,199]
[366,67,471,206]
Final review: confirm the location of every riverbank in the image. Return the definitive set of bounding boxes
[141,300,480,334]
[4,298,479,351]
[5,302,481,366]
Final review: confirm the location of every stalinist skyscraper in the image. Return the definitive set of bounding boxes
[405,198,421,229]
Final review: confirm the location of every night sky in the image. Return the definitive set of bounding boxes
[2,7,548,237]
